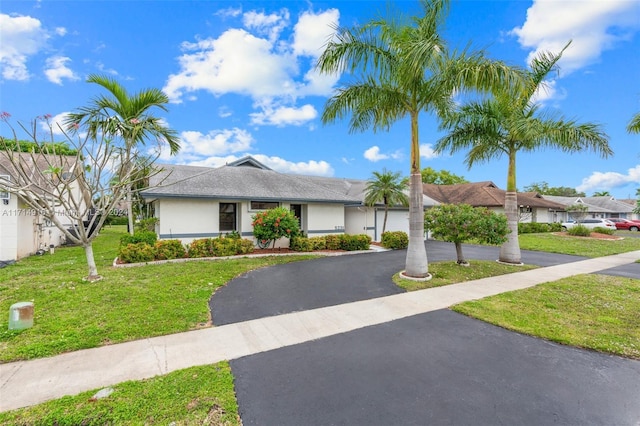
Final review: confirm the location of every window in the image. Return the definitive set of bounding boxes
[219,203,237,231]
[250,201,279,210]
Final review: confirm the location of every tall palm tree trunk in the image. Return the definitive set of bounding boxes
[405,112,429,277]
[499,152,521,264]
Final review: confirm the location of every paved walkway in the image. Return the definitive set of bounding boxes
[1,250,640,413]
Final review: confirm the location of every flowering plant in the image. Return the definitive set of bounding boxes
[251,207,300,248]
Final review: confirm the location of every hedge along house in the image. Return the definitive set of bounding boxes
[140,156,435,246]
[0,152,81,264]
[422,181,566,223]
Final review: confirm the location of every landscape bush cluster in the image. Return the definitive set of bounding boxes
[567,225,592,237]
[381,231,409,249]
[518,222,562,234]
[290,234,371,252]
[252,207,301,248]
[117,232,253,264]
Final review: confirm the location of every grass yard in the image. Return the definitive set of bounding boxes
[453,274,640,359]
[0,363,240,425]
[394,260,538,291]
[519,231,640,256]
[0,226,317,363]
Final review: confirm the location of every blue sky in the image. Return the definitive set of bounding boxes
[1,0,639,198]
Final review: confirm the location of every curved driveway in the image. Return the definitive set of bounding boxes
[210,241,640,425]
[210,241,587,325]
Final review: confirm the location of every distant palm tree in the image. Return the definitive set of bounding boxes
[65,74,180,234]
[628,112,640,134]
[317,0,521,277]
[592,191,611,197]
[436,43,611,264]
[364,169,409,235]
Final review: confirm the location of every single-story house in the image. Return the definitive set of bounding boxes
[0,153,79,264]
[422,181,566,223]
[541,195,637,221]
[141,156,438,246]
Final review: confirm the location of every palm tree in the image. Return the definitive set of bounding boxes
[65,74,180,234]
[364,169,409,235]
[592,191,611,197]
[436,43,611,264]
[628,112,640,134]
[316,0,520,278]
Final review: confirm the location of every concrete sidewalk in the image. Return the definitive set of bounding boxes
[1,250,639,413]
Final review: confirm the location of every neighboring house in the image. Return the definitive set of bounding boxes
[542,195,636,221]
[0,152,79,264]
[422,181,566,223]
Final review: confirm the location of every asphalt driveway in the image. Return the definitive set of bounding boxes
[209,241,640,425]
[209,240,588,326]
[231,309,640,425]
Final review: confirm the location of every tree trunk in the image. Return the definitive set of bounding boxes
[382,205,388,235]
[83,243,101,281]
[454,242,468,265]
[499,191,522,264]
[126,183,134,235]
[405,173,429,277]
[499,152,522,264]
[404,111,428,278]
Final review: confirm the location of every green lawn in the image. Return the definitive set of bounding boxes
[1,228,639,423]
[0,226,317,363]
[453,274,640,359]
[0,363,240,425]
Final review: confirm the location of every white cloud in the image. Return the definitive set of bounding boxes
[576,165,640,193]
[185,153,334,177]
[243,9,289,42]
[163,28,297,102]
[364,146,387,162]
[215,7,242,19]
[511,0,640,75]
[163,7,340,125]
[292,9,339,57]
[40,112,72,136]
[252,154,334,176]
[250,103,317,126]
[44,56,79,85]
[218,106,233,118]
[419,143,439,160]
[158,127,254,163]
[0,13,49,81]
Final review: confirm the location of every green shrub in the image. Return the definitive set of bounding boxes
[187,238,215,258]
[325,234,342,250]
[518,222,562,234]
[134,218,159,233]
[593,226,615,235]
[309,236,327,250]
[118,242,155,264]
[567,225,591,237]
[290,236,313,252]
[154,239,187,260]
[290,236,326,251]
[120,231,157,247]
[340,234,371,251]
[381,231,409,249]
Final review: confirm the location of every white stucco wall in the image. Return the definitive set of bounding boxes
[0,196,18,262]
[345,206,375,239]
[156,198,219,243]
[305,203,345,236]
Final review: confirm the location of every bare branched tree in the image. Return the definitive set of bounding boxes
[0,114,160,281]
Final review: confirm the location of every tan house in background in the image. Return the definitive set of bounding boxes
[0,153,79,264]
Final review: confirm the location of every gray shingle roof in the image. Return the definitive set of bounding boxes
[142,163,362,204]
[542,195,634,214]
